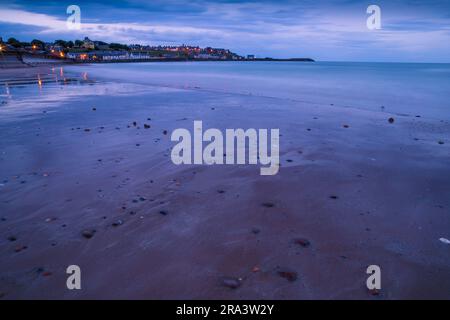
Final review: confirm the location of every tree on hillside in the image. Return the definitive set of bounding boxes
[74,40,83,47]
[54,40,68,48]
[31,39,45,49]
[109,43,129,51]
[7,37,22,48]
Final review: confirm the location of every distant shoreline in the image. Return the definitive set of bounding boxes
[0,52,314,69]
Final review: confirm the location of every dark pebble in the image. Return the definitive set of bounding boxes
[438,141,444,145]
[163,130,168,135]
[92,107,96,111]
[112,220,124,227]
[221,277,241,289]
[159,210,168,216]
[388,117,395,123]
[217,190,225,194]
[277,269,298,282]
[330,195,338,199]
[262,202,275,208]
[14,245,28,253]
[81,229,96,239]
[144,124,151,129]
[293,238,311,248]
[368,288,381,296]
[7,236,17,242]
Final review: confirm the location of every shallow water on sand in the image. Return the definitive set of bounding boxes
[66,61,450,120]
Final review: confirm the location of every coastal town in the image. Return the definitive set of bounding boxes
[0,36,249,63]
[0,36,314,66]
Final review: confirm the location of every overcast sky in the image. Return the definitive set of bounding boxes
[1,0,449,62]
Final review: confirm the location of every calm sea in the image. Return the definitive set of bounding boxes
[67,61,450,119]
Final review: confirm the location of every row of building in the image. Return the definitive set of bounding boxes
[1,37,252,62]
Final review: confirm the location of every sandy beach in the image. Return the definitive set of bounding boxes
[0,63,449,299]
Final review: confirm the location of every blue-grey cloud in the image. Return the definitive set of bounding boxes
[0,0,449,62]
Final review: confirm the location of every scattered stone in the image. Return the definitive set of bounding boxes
[136,143,140,147]
[139,197,146,201]
[251,228,260,235]
[81,229,96,239]
[221,277,242,289]
[388,117,395,124]
[262,202,275,208]
[144,124,151,129]
[277,269,298,282]
[217,190,225,194]
[129,211,136,215]
[163,130,168,135]
[293,238,311,248]
[84,128,90,132]
[35,267,45,274]
[112,220,124,227]
[92,107,96,111]
[14,245,28,253]
[438,141,444,145]
[368,288,381,296]
[343,124,350,128]
[159,210,168,216]
[286,159,293,163]
[133,121,137,126]
[7,236,17,242]
[329,195,338,200]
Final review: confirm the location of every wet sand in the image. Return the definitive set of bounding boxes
[0,66,449,299]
